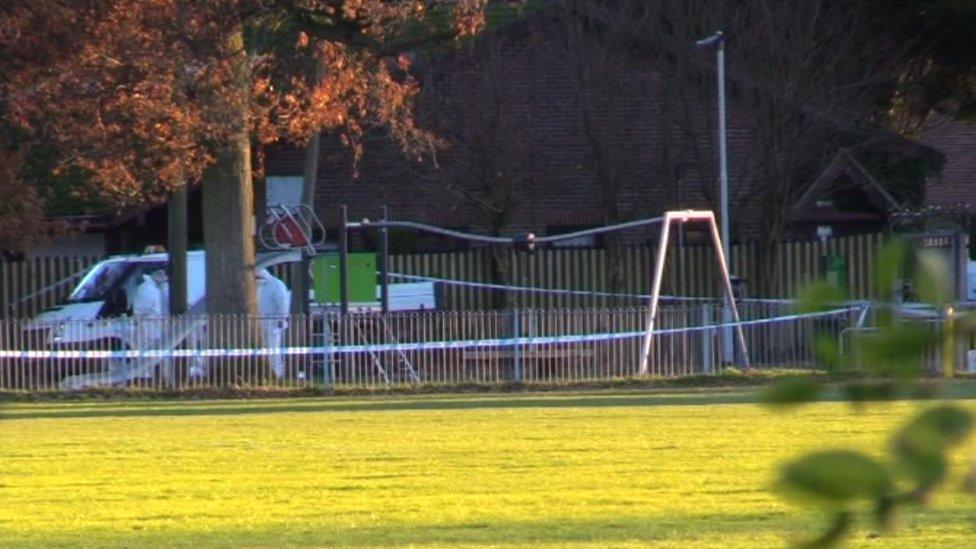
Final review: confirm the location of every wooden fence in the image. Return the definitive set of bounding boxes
[1,255,102,319]
[1,232,885,317]
[391,232,885,309]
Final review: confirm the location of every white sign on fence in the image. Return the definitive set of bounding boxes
[968,350,976,373]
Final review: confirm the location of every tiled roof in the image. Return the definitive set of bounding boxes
[917,112,976,207]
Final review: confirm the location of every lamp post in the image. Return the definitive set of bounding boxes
[697,30,734,364]
[695,31,729,271]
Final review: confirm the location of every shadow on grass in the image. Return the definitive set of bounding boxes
[5,506,976,548]
[0,391,770,421]
[0,511,807,548]
[3,379,976,421]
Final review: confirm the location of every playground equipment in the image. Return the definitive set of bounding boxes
[343,208,751,373]
[259,204,326,254]
[9,207,756,390]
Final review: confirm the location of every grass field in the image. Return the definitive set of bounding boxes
[2,386,976,547]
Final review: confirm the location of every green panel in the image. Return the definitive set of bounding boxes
[313,253,377,303]
[824,254,848,290]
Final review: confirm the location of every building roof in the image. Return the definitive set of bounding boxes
[916,111,976,207]
[790,149,901,222]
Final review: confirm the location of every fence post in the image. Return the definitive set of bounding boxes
[513,311,522,383]
[320,312,334,387]
[339,205,349,316]
[701,304,713,373]
[379,205,390,315]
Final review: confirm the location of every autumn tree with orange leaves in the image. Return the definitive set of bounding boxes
[1,0,486,315]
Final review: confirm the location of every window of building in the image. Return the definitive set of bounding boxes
[266,176,303,207]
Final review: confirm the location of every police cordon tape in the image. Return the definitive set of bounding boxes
[0,307,857,360]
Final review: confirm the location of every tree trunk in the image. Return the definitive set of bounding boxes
[605,233,625,296]
[489,245,512,310]
[167,183,188,315]
[601,196,625,296]
[291,131,320,315]
[199,23,261,381]
[758,224,785,297]
[201,24,257,318]
[283,132,320,379]
[201,149,256,315]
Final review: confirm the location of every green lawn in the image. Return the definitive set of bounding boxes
[2,387,976,547]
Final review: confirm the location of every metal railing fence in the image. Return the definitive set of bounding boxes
[0,303,859,393]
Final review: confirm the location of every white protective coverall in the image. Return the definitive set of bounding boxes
[256,268,290,377]
[132,273,172,382]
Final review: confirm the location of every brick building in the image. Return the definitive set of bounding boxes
[262,14,947,251]
[917,112,976,208]
[263,16,770,250]
[27,15,971,258]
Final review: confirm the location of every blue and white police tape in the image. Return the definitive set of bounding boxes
[0,307,857,360]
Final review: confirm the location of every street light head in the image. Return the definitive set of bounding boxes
[695,31,724,48]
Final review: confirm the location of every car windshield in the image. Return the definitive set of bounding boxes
[68,261,133,302]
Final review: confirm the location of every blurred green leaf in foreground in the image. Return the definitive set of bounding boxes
[763,239,976,546]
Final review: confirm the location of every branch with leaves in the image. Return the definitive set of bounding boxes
[763,239,976,546]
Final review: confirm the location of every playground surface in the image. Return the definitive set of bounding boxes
[2,386,976,547]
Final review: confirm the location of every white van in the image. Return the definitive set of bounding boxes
[35,249,437,336]
[19,250,298,388]
[24,248,436,388]
[38,250,205,326]
[35,250,301,343]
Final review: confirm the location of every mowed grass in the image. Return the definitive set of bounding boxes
[2,387,976,547]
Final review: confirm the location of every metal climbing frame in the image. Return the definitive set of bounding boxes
[346,314,419,384]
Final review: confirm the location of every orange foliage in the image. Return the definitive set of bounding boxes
[0,146,64,253]
[2,0,483,209]
[452,0,488,38]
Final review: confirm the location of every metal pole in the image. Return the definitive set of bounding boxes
[701,304,713,373]
[339,205,349,316]
[715,34,734,363]
[640,215,672,375]
[697,30,733,363]
[358,216,666,245]
[943,305,955,379]
[954,231,967,301]
[292,130,320,316]
[380,205,390,315]
[716,33,729,270]
[513,311,522,383]
[707,213,751,369]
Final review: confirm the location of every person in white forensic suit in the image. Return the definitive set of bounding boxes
[255,267,290,378]
[186,322,208,379]
[132,269,174,384]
